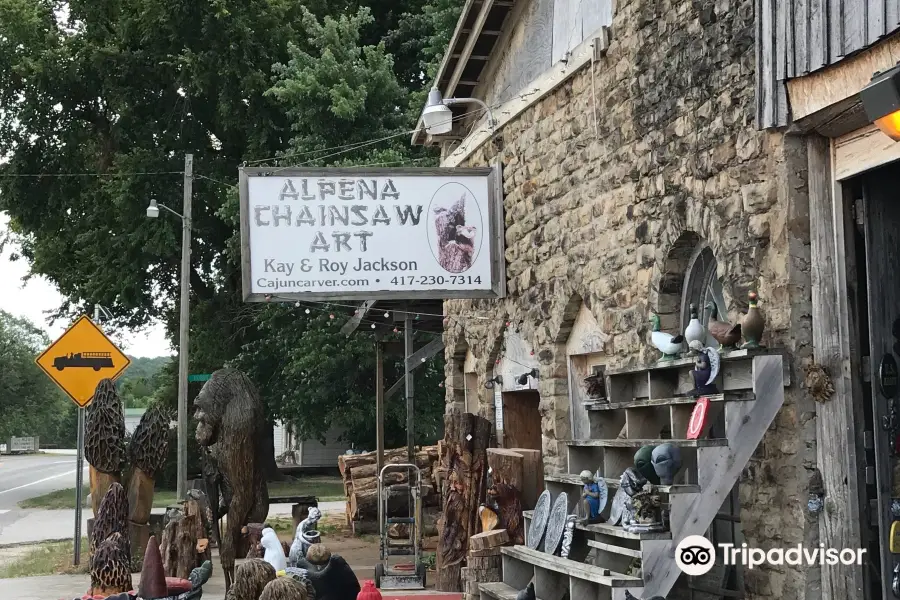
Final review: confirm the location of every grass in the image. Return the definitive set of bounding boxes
[17,476,345,510]
[267,514,345,537]
[0,538,90,578]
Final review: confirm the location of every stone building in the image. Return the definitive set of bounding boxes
[414,0,900,599]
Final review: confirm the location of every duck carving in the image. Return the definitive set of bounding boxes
[740,292,766,349]
[684,303,707,351]
[705,301,741,350]
[649,313,684,361]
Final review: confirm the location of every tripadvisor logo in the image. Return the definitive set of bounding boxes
[675,535,866,575]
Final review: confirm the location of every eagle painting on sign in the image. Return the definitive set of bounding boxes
[239,167,505,302]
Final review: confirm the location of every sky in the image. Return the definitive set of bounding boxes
[0,213,173,357]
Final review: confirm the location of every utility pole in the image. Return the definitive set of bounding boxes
[71,307,98,565]
[176,154,193,500]
[404,312,415,463]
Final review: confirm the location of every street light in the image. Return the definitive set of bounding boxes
[420,87,495,136]
[861,63,900,141]
[145,154,193,501]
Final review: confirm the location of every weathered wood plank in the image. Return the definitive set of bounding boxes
[862,161,900,600]
[834,123,900,180]
[792,0,815,79]
[405,338,446,371]
[564,438,727,448]
[829,0,845,59]
[845,0,867,52]
[445,0,496,98]
[868,0,887,43]
[807,135,867,600]
[786,34,900,122]
[501,545,643,586]
[810,0,829,71]
[777,0,789,80]
[585,391,756,411]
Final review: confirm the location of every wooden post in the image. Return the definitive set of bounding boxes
[487,449,525,545]
[436,412,492,592]
[508,448,543,510]
[376,341,385,536]
[807,134,867,599]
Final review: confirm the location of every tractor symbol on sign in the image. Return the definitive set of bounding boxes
[52,352,115,372]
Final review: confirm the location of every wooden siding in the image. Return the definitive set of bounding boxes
[757,0,900,129]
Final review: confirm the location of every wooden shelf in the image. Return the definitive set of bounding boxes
[584,390,755,411]
[543,473,700,494]
[606,348,787,376]
[479,582,544,600]
[576,521,672,541]
[502,545,644,586]
[564,438,728,448]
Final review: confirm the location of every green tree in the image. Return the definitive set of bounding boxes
[0,311,76,446]
[0,0,459,458]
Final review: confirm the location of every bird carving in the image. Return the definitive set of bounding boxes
[705,302,741,349]
[624,591,667,600]
[515,581,535,600]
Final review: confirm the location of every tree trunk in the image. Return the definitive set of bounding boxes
[436,412,492,592]
[487,449,525,546]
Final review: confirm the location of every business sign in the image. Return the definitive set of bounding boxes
[239,167,505,301]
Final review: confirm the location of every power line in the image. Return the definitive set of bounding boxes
[0,170,184,178]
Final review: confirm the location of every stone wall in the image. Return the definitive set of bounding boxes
[439,0,819,598]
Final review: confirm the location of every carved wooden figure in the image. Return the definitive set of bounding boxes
[437,412,492,592]
[90,483,132,597]
[127,404,170,562]
[193,369,270,592]
[85,379,127,518]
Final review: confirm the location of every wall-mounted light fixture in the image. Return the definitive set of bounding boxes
[484,375,503,389]
[420,87,495,136]
[516,368,539,386]
[861,63,900,142]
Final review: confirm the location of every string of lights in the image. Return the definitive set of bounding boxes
[260,294,540,372]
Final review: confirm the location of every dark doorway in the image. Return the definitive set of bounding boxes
[500,390,542,450]
[847,160,900,600]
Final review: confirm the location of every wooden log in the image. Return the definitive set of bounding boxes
[487,449,525,545]
[89,468,121,519]
[469,546,503,557]
[470,529,509,551]
[436,412,492,592]
[508,448,543,510]
[126,467,155,527]
[129,522,151,570]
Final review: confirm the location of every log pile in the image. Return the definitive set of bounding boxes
[338,446,441,523]
[461,530,508,600]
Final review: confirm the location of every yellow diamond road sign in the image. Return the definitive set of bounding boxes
[35,315,131,408]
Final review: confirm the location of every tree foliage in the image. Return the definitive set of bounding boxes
[0,0,462,450]
[0,310,77,446]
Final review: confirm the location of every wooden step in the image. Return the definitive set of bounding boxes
[544,473,700,494]
[584,390,755,411]
[587,539,642,559]
[606,348,787,376]
[479,581,542,600]
[502,545,643,587]
[577,521,672,541]
[564,438,728,448]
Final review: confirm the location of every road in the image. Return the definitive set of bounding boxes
[0,452,85,511]
[0,452,344,546]
[0,452,88,545]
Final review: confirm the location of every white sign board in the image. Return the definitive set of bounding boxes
[239,167,505,301]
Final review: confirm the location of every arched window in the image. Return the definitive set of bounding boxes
[680,244,727,348]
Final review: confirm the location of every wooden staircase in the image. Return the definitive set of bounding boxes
[478,350,788,600]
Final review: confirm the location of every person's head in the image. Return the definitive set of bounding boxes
[579,470,593,484]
